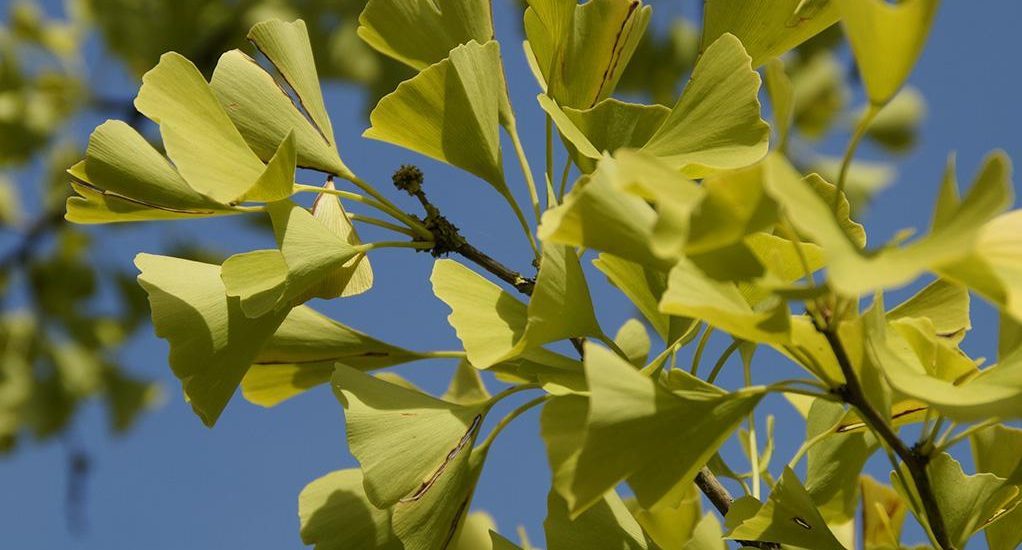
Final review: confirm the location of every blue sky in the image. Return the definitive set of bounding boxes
[1,1,1020,548]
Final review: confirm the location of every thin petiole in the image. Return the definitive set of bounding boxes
[347,213,418,237]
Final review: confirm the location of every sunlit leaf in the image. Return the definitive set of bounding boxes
[134,52,268,204]
[221,201,361,317]
[247,20,337,151]
[365,40,510,196]
[432,247,602,369]
[592,253,694,343]
[332,364,485,508]
[971,425,1022,550]
[940,210,1022,323]
[860,476,908,550]
[303,179,373,299]
[298,468,400,549]
[358,0,494,71]
[895,453,1020,549]
[443,360,491,406]
[545,489,650,550]
[625,483,701,549]
[837,0,940,105]
[135,254,289,426]
[727,468,846,549]
[539,96,669,173]
[524,0,651,109]
[865,87,927,153]
[701,0,840,68]
[211,49,349,176]
[539,157,662,268]
[803,400,874,523]
[765,152,1012,296]
[765,57,794,149]
[569,343,764,514]
[640,34,769,176]
[661,257,790,344]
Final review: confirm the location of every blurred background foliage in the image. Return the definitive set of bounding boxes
[0,0,924,520]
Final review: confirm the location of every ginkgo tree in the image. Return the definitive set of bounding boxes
[64,0,1022,549]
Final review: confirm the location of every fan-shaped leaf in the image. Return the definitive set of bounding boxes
[837,0,939,105]
[701,0,840,68]
[135,254,289,426]
[358,0,494,71]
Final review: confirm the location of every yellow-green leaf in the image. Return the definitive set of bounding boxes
[569,344,764,514]
[524,0,651,110]
[298,468,400,549]
[134,52,266,204]
[365,40,509,195]
[640,33,769,176]
[727,468,846,549]
[971,425,1022,550]
[701,0,840,68]
[135,254,289,426]
[210,49,348,175]
[358,0,494,71]
[837,0,940,106]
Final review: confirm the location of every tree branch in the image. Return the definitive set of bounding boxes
[820,323,952,549]
[392,165,770,546]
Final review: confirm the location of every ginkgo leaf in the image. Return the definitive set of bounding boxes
[540,395,589,502]
[210,49,349,175]
[242,305,426,407]
[625,483,701,550]
[971,425,1022,550]
[772,316,845,386]
[332,364,485,508]
[247,20,336,149]
[661,257,790,345]
[894,453,1020,549]
[686,163,776,255]
[255,305,425,367]
[765,151,1012,296]
[431,259,526,368]
[135,254,290,426]
[358,0,494,71]
[889,279,971,339]
[866,298,1022,421]
[592,253,695,344]
[684,514,727,550]
[134,52,268,204]
[640,33,770,176]
[860,476,908,550]
[539,95,670,173]
[221,201,361,317]
[701,0,840,68]
[837,0,940,106]
[539,156,662,268]
[524,0,651,110]
[940,210,1022,323]
[727,468,846,549]
[66,166,234,224]
[614,319,650,367]
[302,179,373,300]
[239,362,335,408]
[451,512,497,550]
[611,149,706,261]
[443,360,491,406]
[803,400,874,523]
[365,40,509,196]
[298,468,400,550]
[489,531,524,550]
[545,489,650,550]
[569,344,764,514]
[765,57,794,149]
[391,437,487,550]
[432,248,602,369]
[77,121,220,212]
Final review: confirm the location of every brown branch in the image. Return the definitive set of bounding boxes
[820,323,952,549]
[392,165,767,547]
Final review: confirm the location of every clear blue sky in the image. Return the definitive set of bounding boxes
[1,1,1019,548]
